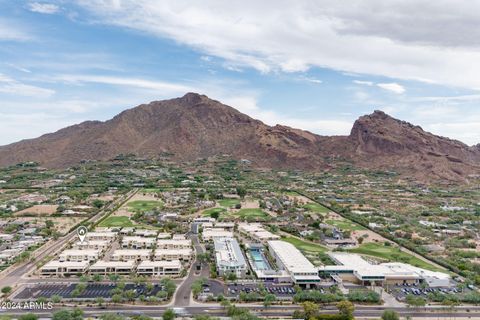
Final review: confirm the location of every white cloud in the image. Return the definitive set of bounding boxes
[353,80,373,86]
[27,2,60,14]
[298,76,322,84]
[0,19,29,41]
[56,74,193,95]
[414,94,480,103]
[377,82,405,94]
[6,63,32,73]
[75,1,480,90]
[221,95,352,136]
[0,74,55,98]
[424,122,480,146]
[0,113,76,145]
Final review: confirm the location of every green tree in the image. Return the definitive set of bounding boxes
[146,282,154,293]
[406,294,426,309]
[124,289,137,301]
[109,274,120,283]
[227,272,237,281]
[18,314,38,320]
[100,314,125,320]
[210,210,220,220]
[160,278,177,298]
[220,299,231,309]
[382,310,400,320]
[337,300,355,319]
[117,281,126,290]
[163,309,175,320]
[111,294,123,304]
[52,308,83,320]
[236,186,247,198]
[96,297,105,307]
[302,301,319,319]
[263,293,276,308]
[93,274,103,282]
[51,294,62,303]
[1,286,12,296]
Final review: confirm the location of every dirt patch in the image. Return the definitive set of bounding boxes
[241,199,259,209]
[14,216,84,235]
[15,205,58,216]
[351,229,386,244]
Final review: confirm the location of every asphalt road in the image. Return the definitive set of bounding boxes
[0,189,138,290]
[3,304,480,319]
[172,233,209,307]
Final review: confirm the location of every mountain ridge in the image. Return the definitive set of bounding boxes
[0,93,478,182]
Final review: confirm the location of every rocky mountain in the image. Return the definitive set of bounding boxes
[0,93,478,182]
[349,110,480,181]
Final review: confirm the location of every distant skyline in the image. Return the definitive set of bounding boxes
[1,1,480,146]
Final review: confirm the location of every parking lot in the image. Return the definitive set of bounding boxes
[14,283,166,300]
[225,283,297,298]
[389,283,465,301]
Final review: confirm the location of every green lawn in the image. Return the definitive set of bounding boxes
[127,200,163,212]
[348,242,443,272]
[303,203,330,214]
[235,208,270,221]
[282,236,328,254]
[218,199,241,207]
[202,207,227,217]
[326,219,366,231]
[98,216,135,228]
[140,188,162,193]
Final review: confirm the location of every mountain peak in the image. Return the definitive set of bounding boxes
[179,92,208,104]
[0,94,479,182]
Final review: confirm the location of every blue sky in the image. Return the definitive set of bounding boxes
[1,1,480,145]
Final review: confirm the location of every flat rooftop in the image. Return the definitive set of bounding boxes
[155,248,192,255]
[86,231,117,237]
[268,240,318,274]
[137,260,182,268]
[203,228,233,237]
[112,249,152,255]
[74,240,110,246]
[60,249,101,255]
[156,239,191,246]
[90,260,135,268]
[123,236,156,242]
[42,260,89,268]
[239,223,280,239]
[214,237,246,268]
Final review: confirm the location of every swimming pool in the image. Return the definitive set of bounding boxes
[249,248,270,270]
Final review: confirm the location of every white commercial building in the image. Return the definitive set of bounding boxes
[122,236,156,249]
[134,229,158,237]
[156,239,191,249]
[268,240,320,287]
[111,249,152,261]
[85,231,117,242]
[239,223,280,242]
[73,240,111,251]
[89,260,135,275]
[214,237,247,278]
[214,222,235,230]
[319,252,451,287]
[41,260,89,277]
[137,260,182,277]
[154,249,192,261]
[202,228,234,241]
[58,249,100,262]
